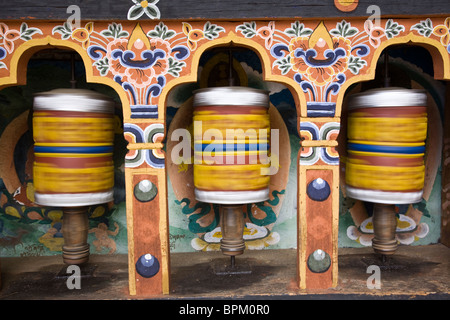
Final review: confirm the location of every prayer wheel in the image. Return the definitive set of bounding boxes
[33,88,115,264]
[193,86,271,204]
[345,87,427,255]
[192,86,271,257]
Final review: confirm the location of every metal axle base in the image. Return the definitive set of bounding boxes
[220,204,246,257]
[62,206,90,265]
[372,203,398,256]
[211,257,252,276]
[54,263,97,280]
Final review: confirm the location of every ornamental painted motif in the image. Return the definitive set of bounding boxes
[236,19,406,117]
[127,0,161,20]
[0,23,42,69]
[0,17,447,150]
[412,17,450,53]
[52,21,224,120]
[0,15,448,296]
[0,17,446,169]
[42,17,450,123]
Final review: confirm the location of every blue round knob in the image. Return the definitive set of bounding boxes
[135,253,160,278]
[307,178,331,201]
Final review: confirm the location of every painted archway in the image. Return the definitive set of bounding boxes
[0,38,128,253]
[0,17,448,296]
[338,42,446,246]
[0,37,130,116]
[164,42,294,258]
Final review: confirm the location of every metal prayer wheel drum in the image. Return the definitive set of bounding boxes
[33,89,115,207]
[192,86,271,205]
[345,87,428,256]
[193,86,271,258]
[345,87,428,205]
[33,89,115,265]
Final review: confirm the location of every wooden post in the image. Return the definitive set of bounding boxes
[126,169,170,296]
[298,118,340,289]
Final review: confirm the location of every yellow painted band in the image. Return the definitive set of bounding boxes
[194,151,268,165]
[348,116,427,122]
[196,123,270,130]
[348,140,425,147]
[194,163,270,191]
[33,165,114,173]
[34,142,113,147]
[194,109,267,115]
[193,114,270,129]
[35,153,113,158]
[194,163,270,170]
[347,150,425,158]
[348,116,427,142]
[33,166,114,193]
[33,116,114,143]
[193,114,269,120]
[195,139,269,144]
[33,116,112,122]
[195,150,266,156]
[345,162,425,191]
[194,127,270,136]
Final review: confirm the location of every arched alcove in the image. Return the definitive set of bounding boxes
[337,45,446,251]
[162,43,300,293]
[0,47,128,259]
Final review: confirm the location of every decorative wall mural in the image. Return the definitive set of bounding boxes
[0,15,448,295]
[0,59,127,257]
[236,19,410,118]
[299,121,340,165]
[0,18,447,256]
[338,55,445,248]
[52,21,224,120]
[0,18,447,111]
[165,54,293,251]
[127,0,161,21]
[412,18,450,52]
[0,22,42,59]
[124,122,165,168]
[346,209,430,247]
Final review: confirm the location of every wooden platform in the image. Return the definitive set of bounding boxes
[0,244,449,300]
